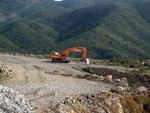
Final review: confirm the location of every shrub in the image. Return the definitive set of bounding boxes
[110,56,117,62]
[139,66,149,73]
[129,79,136,84]
[116,63,121,66]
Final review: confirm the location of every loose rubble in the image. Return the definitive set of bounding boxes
[0,65,13,77]
[0,85,35,113]
[52,89,150,113]
[51,75,150,113]
[46,71,104,81]
[0,61,13,79]
[50,70,66,75]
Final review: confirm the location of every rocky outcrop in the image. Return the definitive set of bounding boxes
[104,93,150,113]
[120,94,150,113]
[105,98,124,113]
[52,84,150,113]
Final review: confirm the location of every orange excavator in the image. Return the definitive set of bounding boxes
[50,47,86,63]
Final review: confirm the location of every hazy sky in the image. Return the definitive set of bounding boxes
[54,0,63,1]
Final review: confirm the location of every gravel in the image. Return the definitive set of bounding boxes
[0,54,114,110]
[0,85,35,113]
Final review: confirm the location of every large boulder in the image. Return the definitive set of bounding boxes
[104,75,112,82]
[105,99,123,113]
[137,86,147,93]
[115,86,124,93]
[119,77,128,87]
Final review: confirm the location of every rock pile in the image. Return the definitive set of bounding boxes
[46,71,103,81]
[110,77,130,93]
[53,89,150,113]
[53,91,119,113]
[0,64,13,77]
[45,70,66,75]
[0,85,35,113]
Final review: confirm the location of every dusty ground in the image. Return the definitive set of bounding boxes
[0,54,116,111]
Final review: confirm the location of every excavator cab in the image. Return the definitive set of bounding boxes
[51,52,59,54]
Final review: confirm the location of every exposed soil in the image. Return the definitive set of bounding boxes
[83,67,150,87]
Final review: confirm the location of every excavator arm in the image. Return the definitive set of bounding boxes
[61,47,86,60]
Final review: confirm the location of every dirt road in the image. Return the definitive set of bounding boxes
[0,54,113,110]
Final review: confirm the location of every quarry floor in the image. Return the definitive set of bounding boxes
[0,54,130,111]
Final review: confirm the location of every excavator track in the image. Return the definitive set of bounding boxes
[52,59,71,63]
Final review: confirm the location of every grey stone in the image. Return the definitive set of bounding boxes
[0,85,35,113]
[137,86,147,93]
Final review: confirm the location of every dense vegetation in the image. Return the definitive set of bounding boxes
[0,0,110,23]
[0,0,150,59]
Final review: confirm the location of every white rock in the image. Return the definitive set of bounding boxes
[137,86,147,92]
[115,86,124,93]
[0,85,35,113]
[115,79,120,82]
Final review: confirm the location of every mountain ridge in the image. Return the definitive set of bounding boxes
[0,0,150,59]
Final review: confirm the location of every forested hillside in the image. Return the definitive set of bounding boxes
[0,0,110,23]
[0,0,150,59]
[52,0,150,59]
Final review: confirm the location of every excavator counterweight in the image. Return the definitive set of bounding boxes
[50,47,86,63]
